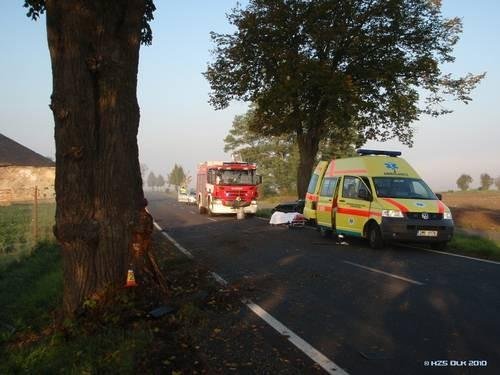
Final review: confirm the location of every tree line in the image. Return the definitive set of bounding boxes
[141,163,191,191]
[457,174,500,191]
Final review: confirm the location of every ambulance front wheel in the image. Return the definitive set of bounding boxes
[368,223,384,249]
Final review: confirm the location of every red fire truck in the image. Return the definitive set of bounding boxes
[196,161,262,215]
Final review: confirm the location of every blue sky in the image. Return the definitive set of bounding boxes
[1,1,499,191]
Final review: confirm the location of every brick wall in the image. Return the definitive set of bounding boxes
[0,166,55,204]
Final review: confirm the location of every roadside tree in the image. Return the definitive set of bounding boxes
[147,172,157,191]
[156,174,165,191]
[168,164,187,190]
[495,177,500,191]
[205,0,485,198]
[480,173,493,191]
[24,0,158,316]
[456,174,473,191]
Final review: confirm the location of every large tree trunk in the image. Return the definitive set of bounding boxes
[46,0,149,316]
[296,130,320,199]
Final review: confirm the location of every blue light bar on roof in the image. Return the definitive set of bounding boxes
[356,149,402,157]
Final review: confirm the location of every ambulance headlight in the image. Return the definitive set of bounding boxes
[443,211,452,220]
[382,210,404,218]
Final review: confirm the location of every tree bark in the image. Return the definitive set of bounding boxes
[45,0,149,316]
[296,130,320,199]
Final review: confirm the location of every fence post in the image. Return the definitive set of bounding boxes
[34,185,38,243]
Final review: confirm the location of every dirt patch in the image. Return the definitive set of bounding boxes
[442,191,500,231]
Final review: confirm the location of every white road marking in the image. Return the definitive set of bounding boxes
[245,301,349,375]
[397,244,500,266]
[343,260,424,286]
[153,221,193,259]
[207,217,217,222]
[211,272,228,286]
[189,211,195,215]
[153,219,347,374]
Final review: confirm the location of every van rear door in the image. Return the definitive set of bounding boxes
[303,161,328,221]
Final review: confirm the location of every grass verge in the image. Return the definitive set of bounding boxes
[0,202,55,271]
[256,208,273,218]
[448,233,500,261]
[0,241,153,374]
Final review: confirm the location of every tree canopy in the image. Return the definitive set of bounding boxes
[224,106,360,196]
[456,174,472,191]
[205,0,485,197]
[479,173,493,190]
[168,164,187,188]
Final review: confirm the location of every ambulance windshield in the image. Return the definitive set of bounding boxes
[372,177,437,200]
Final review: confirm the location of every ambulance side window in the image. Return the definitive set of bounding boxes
[342,176,355,198]
[342,176,367,200]
[307,174,319,194]
[320,177,338,197]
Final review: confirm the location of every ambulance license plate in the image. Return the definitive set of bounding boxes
[417,230,438,237]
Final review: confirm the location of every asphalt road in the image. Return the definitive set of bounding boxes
[147,192,500,375]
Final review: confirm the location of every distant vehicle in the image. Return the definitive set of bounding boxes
[196,161,262,216]
[177,187,189,203]
[304,149,454,249]
[188,191,197,204]
[272,200,305,214]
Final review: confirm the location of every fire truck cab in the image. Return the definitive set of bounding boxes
[196,161,262,216]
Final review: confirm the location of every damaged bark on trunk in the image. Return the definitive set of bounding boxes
[45,0,154,315]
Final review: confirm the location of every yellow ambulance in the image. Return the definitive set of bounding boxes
[304,150,454,249]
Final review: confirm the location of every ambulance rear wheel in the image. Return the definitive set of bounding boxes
[368,223,384,249]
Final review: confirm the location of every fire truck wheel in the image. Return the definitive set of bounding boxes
[198,200,206,214]
[207,198,214,216]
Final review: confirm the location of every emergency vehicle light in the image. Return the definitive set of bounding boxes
[356,149,401,157]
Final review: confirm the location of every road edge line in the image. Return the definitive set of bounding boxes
[153,221,194,259]
[244,300,348,375]
[397,244,500,266]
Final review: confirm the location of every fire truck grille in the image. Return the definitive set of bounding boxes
[226,191,246,199]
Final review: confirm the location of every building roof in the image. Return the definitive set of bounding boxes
[0,133,55,167]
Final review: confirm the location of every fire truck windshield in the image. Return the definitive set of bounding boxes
[211,169,257,185]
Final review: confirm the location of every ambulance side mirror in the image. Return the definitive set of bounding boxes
[435,193,442,200]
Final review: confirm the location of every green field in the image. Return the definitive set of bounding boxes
[0,203,55,270]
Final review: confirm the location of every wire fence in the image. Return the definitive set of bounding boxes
[0,187,55,269]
